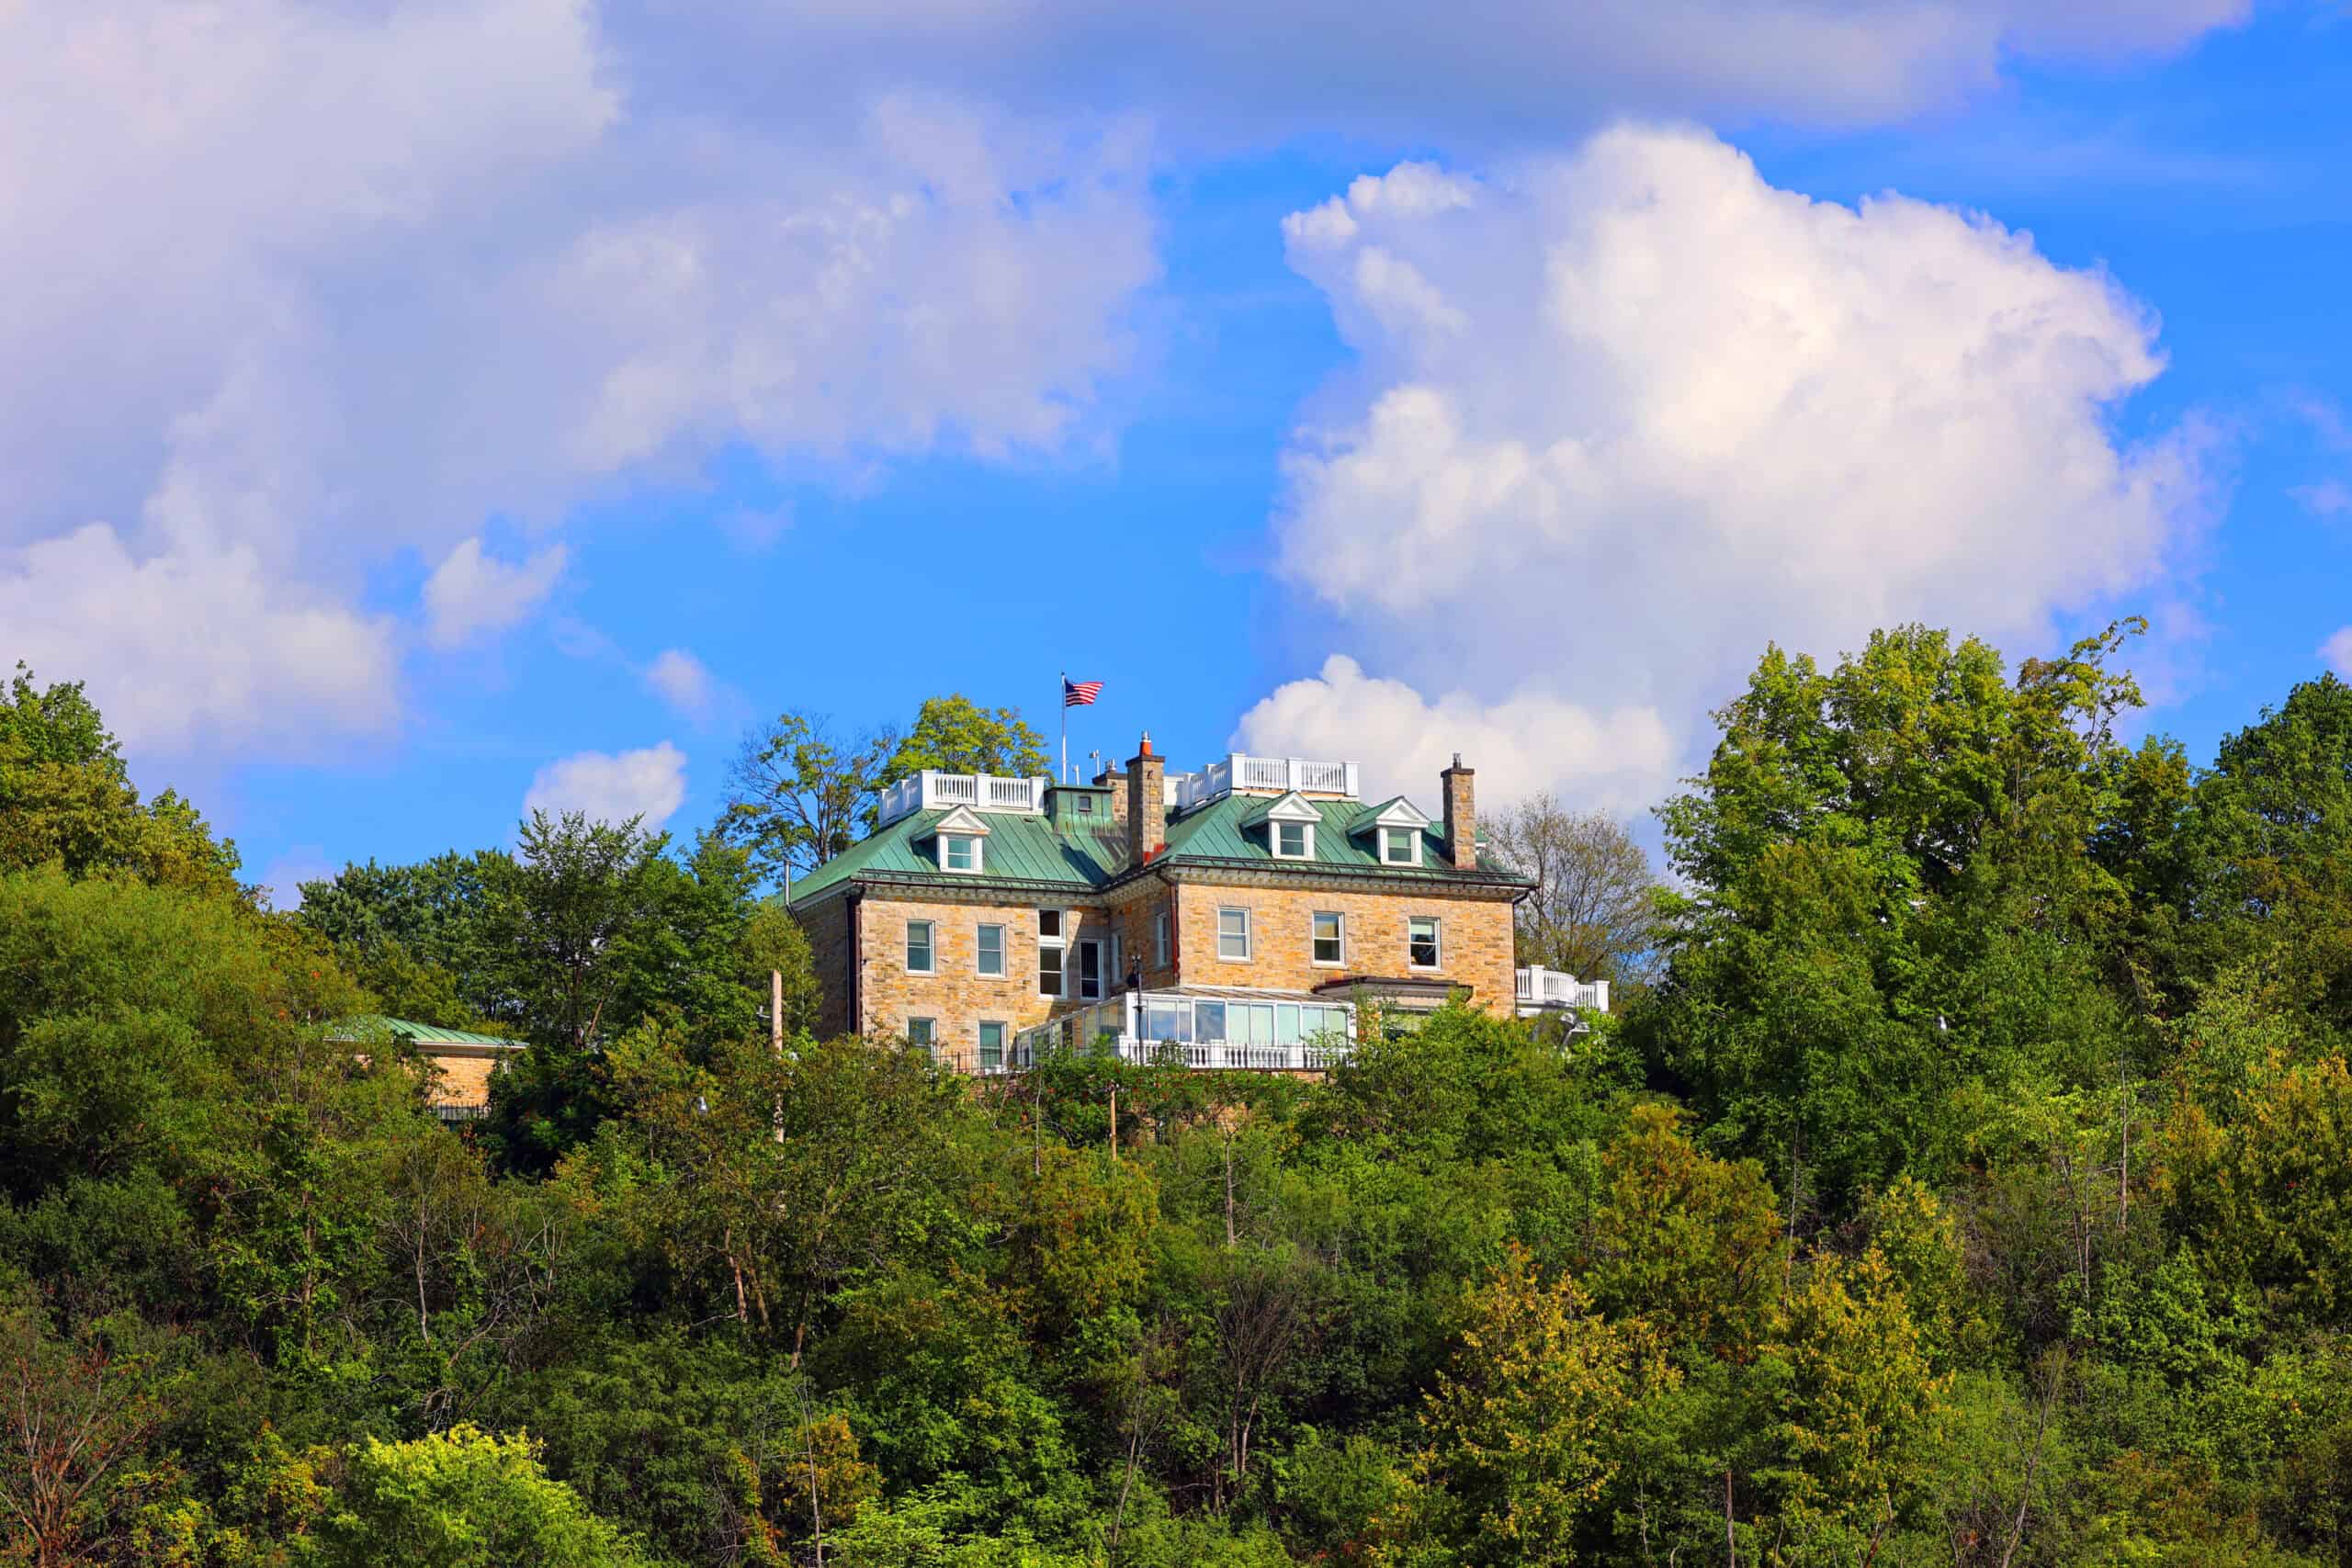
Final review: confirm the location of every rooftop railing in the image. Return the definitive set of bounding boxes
[1170,753,1360,814]
[876,771,1048,827]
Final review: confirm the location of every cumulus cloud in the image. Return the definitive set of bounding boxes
[424,538,569,649]
[2,1,1157,758]
[0,521,396,754]
[523,741,688,829]
[2324,628,2352,680]
[1257,127,2210,807]
[1234,656,1677,815]
[2295,481,2351,519]
[643,649,716,720]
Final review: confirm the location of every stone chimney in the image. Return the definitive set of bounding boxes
[1094,761,1128,831]
[1125,733,1166,870]
[1441,752,1477,870]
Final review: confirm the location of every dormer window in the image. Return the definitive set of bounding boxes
[1253,791,1321,862]
[930,804,990,874]
[1383,827,1419,865]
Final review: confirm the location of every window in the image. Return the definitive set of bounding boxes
[1154,908,1170,967]
[1274,820,1313,859]
[942,833,981,873]
[906,919,935,974]
[1079,939,1103,1000]
[1217,907,1251,962]
[1037,910,1066,996]
[1408,916,1442,968]
[978,1021,1005,1073]
[1383,827,1420,865]
[1312,911,1344,966]
[1144,1001,1191,1043]
[1110,931,1125,988]
[906,1018,936,1055]
[1075,795,1096,817]
[1193,1000,1225,1042]
[977,923,1005,977]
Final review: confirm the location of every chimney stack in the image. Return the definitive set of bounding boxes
[1441,752,1477,870]
[1125,732,1166,870]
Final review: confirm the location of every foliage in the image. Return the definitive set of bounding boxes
[17,637,2352,1566]
[1486,795,1659,987]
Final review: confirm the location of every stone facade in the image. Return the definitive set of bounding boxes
[1166,875,1515,1013]
[848,891,1123,1067]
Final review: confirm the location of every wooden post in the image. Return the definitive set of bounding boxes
[771,969,784,1055]
[1109,1086,1118,1158]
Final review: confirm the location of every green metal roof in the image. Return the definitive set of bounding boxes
[332,1014,520,1047]
[789,793,1527,909]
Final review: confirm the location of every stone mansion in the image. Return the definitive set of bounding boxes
[786,735,1608,1074]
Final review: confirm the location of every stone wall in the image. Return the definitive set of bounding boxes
[854,891,1123,1060]
[1168,877,1517,1015]
[797,895,857,1039]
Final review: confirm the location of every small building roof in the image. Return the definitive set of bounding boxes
[330,1015,522,1049]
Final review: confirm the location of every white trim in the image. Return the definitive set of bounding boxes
[1357,796,1431,831]
[1382,826,1422,866]
[940,832,984,874]
[1310,909,1345,967]
[1272,819,1315,860]
[1078,937,1105,1000]
[1217,905,1252,962]
[976,921,1008,979]
[905,918,937,975]
[1408,914,1442,969]
[931,803,993,835]
[1154,908,1170,968]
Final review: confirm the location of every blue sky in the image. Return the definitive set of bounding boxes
[4,0,2347,900]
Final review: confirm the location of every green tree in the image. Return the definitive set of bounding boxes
[722,711,899,887]
[0,664,240,895]
[882,694,1049,785]
[325,1425,648,1566]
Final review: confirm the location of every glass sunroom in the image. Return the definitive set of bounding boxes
[1004,987,1356,1074]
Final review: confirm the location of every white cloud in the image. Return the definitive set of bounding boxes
[0,520,396,754]
[1234,655,1678,816]
[2324,628,2352,680]
[523,741,688,829]
[1,2,1157,759]
[682,1,2245,141]
[1262,128,2210,793]
[2294,480,2351,519]
[424,537,569,649]
[643,648,716,719]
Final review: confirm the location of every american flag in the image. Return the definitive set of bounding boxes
[1063,678,1104,707]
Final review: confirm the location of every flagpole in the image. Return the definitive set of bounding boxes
[1059,670,1068,784]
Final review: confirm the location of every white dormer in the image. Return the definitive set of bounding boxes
[931,804,991,874]
[1245,791,1322,860]
[1352,796,1430,868]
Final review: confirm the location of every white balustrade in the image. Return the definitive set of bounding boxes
[1514,966,1610,1013]
[1171,753,1362,813]
[875,771,1047,826]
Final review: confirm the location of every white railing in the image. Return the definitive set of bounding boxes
[1515,966,1610,1013]
[1171,753,1361,813]
[876,771,1047,826]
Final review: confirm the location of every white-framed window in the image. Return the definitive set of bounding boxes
[1383,827,1420,865]
[1274,820,1314,859]
[906,919,935,974]
[1154,908,1170,968]
[1110,931,1125,987]
[906,1017,936,1055]
[1037,909,1066,997]
[1079,939,1104,1000]
[1217,906,1252,962]
[1408,916,1442,969]
[1312,910,1345,966]
[941,833,982,873]
[978,1020,1006,1073]
[977,923,1006,978]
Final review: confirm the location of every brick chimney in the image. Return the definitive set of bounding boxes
[1094,761,1128,831]
[1125,733,1166,869]
[1441,752,1477,870]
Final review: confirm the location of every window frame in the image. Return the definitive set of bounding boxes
[1383,827,1421,866]
[1036,908,1068,997]
[1078,938,1104,1001]
[905,919,936,975]
[941,833,983,873]
[1273,820,1314,860]
[1217,906,1252,963]
[976,922,1006,979]
[1408,915,1442,970]
[978,1020,1006,1073]
[1154,908,1170,968]
[905,1017,937,1055]
[1311,910,1345,967]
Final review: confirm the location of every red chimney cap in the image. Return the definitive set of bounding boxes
[1138,731,1153,758]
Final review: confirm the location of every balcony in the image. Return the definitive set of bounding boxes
[989,989,1356,1075]
[876,770,1047,827]
[1170,752,1361,814]
[1515,965,1610,1016]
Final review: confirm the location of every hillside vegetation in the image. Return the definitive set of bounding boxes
[11,626,2352,1564]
